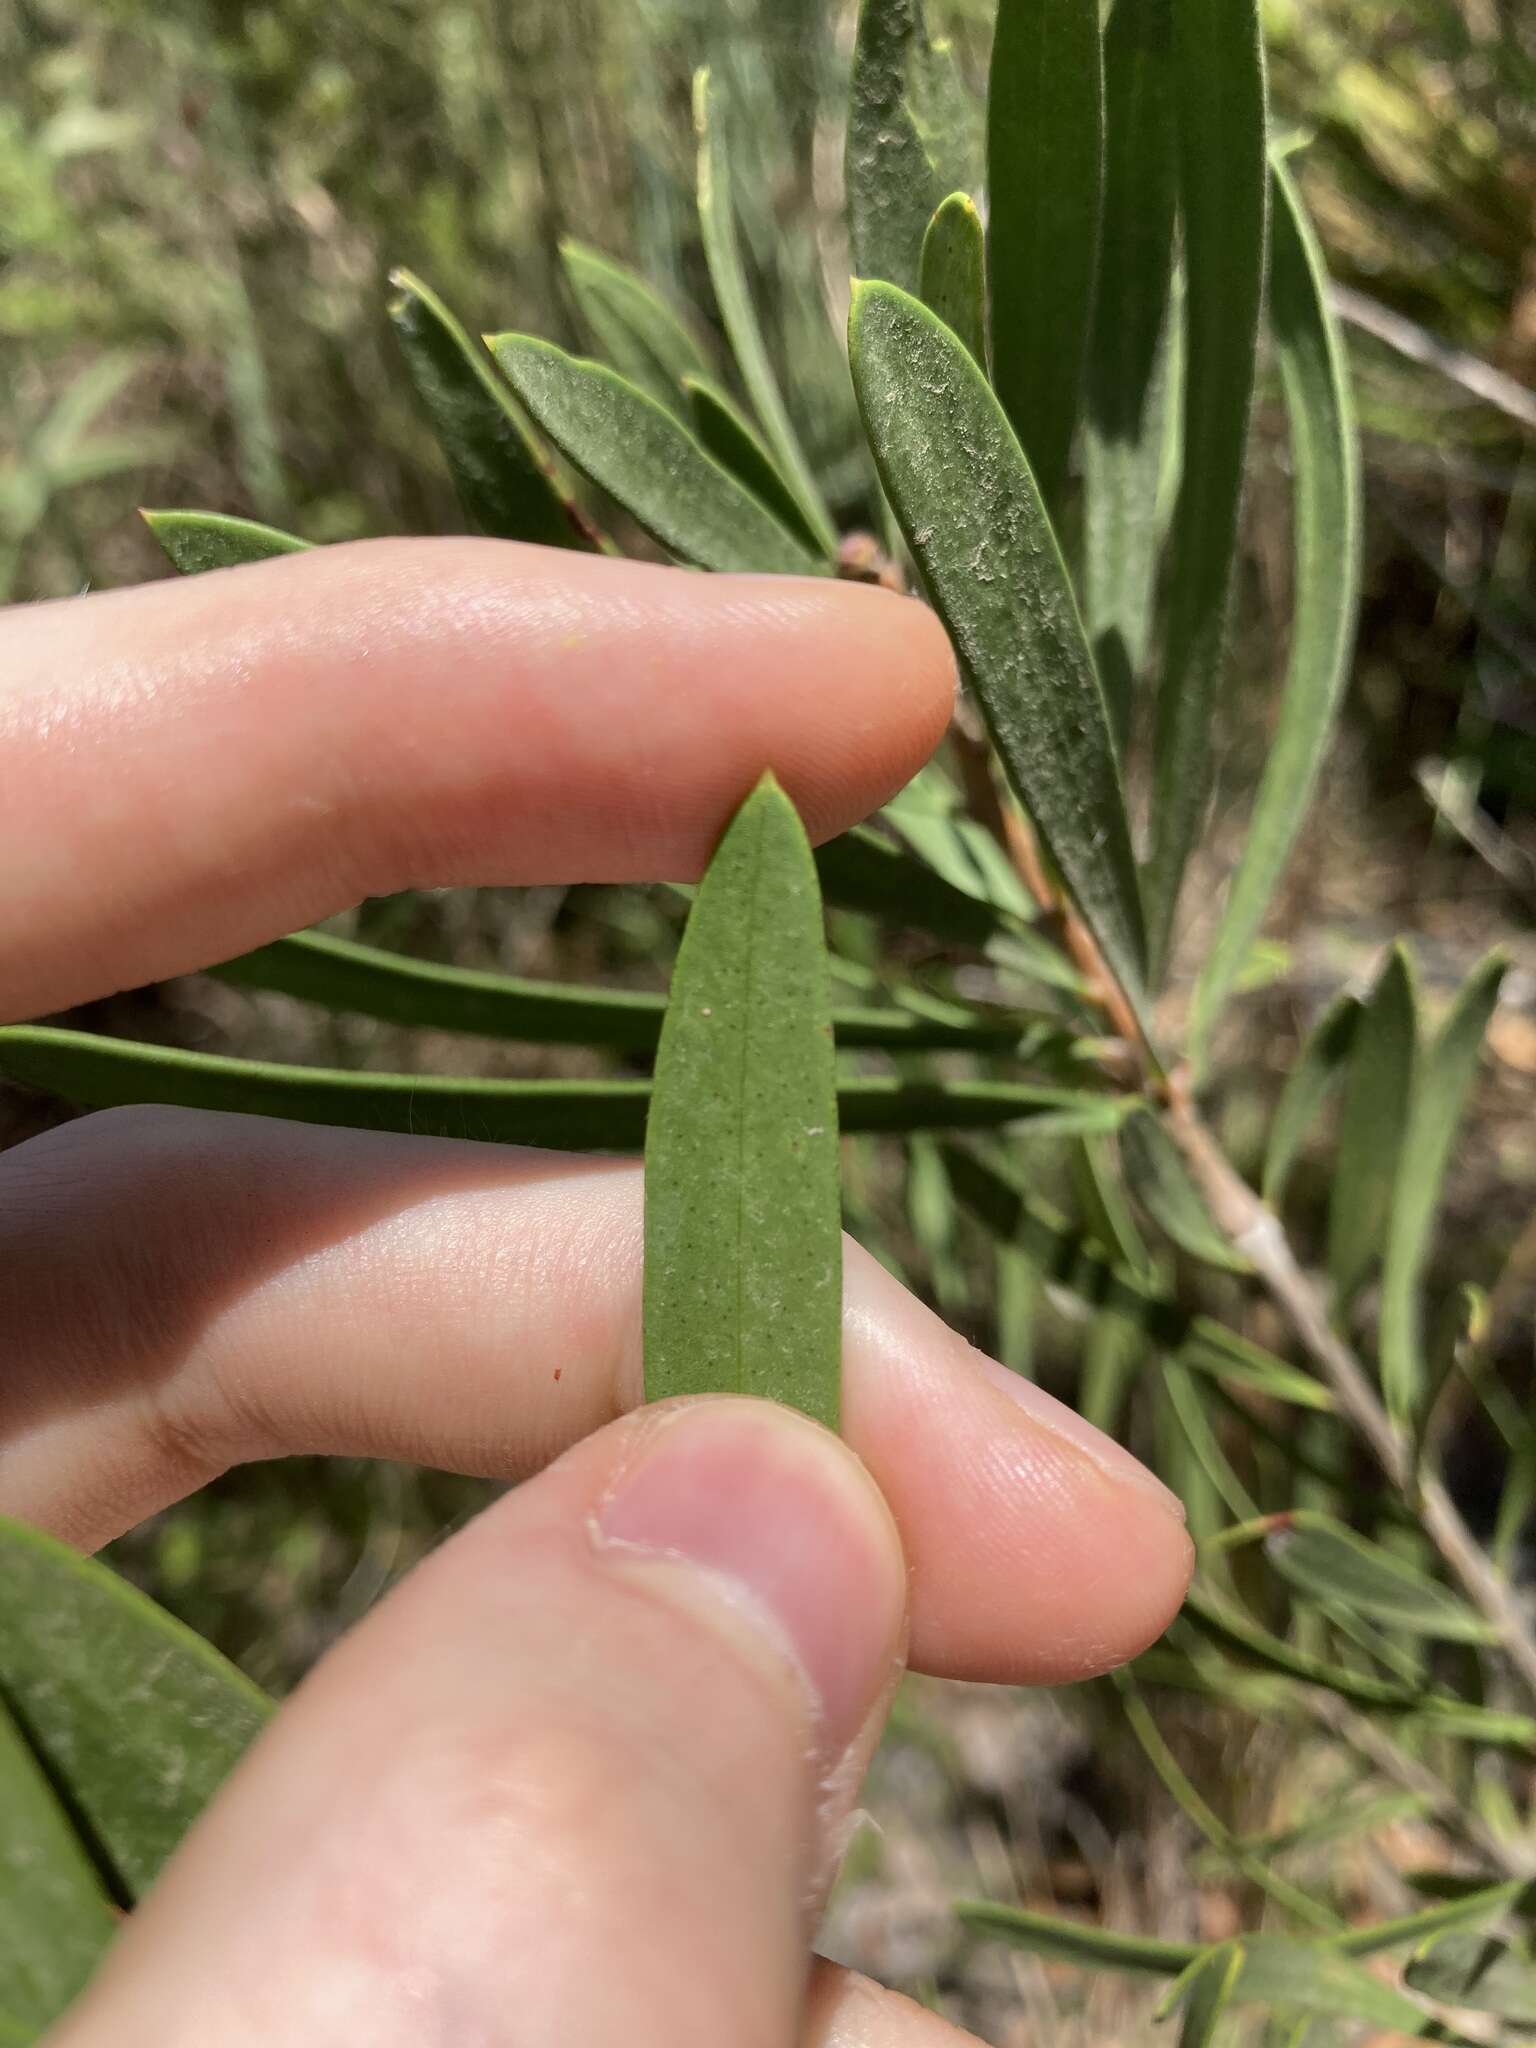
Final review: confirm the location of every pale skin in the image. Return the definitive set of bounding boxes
[1,538,1195,2046]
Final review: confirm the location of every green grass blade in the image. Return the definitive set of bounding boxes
[1083,0,1178,752]
[681,375,832,558]
[1379,951,1508,1425]
[846,0,956,294]
[1191,159,1363,1055]
[919,192,987,366]
[142,508,308,573]
[0,1697,116,2031]
[1328,946,1417,1310]
[1143,0,1268,973]
[694,68,837,555]
[0,1025,1116,1147]
[388,269,596,552]
[850,280,1149,1027]
[959,1901,1197,1976]
[212,926,1034,1055]
[986,0,1105,519]
[644,776,840,1426]
[1262,991,1363,1208]
[0,1516,271,1902]
[559,238,710,408]
[488,333,825,576]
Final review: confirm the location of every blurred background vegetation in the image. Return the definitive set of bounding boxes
[2,0,1534,2037]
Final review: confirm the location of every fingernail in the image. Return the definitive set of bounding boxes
[597,1399,905,1763]
[973,1353,1187,1521]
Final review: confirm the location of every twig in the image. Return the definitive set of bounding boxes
[1333,284,1536,435]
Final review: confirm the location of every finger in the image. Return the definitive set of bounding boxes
[1,538,954,1019]
[53,1399,908,2048]
[0,1108,1192,1684]
[802,1962,981,2047]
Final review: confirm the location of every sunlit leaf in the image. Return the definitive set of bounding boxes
[488,332,824,575]
[850,280,1149,1026]
[142,507,308,574]
[1190,158,1362,1054]
[0,1516,271,1902]
[388,269,595,551]
[1266,1512,1492,1642]
[1328,945,1417,1309]
[681,374,831,558]
[694,68,837,555]
[1143,0,1268,972]
[1380,951,1507,1425]
[0,1695,116,2032]
[919,192,986,368]
[643,776,840,1426]
[560,238,709,408]
[986,0,1104,516]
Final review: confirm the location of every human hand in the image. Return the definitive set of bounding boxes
[2,539,1192,2045]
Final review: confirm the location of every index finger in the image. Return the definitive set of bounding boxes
[1,538,954,1021]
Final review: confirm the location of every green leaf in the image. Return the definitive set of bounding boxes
[681,375,831,558]
[142,508,308,574]
[694,68,837,556]
[1173,1943,1245,2048]
[1266,1513,1492,1643]
[1328,946,1418,1309]
[1338,1878,1532,1959]
[0,1516,271,1901]
[213,927,1031,1056]
[1083,0,1178,752]
[919,192,987,368]
[1262,992,1363,1208]
[0,1025,1109,1148]
[1405,1932,1536,2022]
[986,0,1105,518]
[850,280,1149,1025]
[643,776,840,1427]
[1123,1113,1250,1273]
[0,1695,116,2031]
[388,269,595,552]
[488,332,824,577]
[813,826,1017,950]
[846,0,959,294]
[1143,0,1268,973]
[559,239,709,408]
[958,1900,1197,1976]
[1379,951,1507,1425]
[1189,159,1362,1055]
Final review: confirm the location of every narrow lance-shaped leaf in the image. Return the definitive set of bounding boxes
[846,0,954,294]
[1379,951,1507,1425]
[644,776,841,1427]
[694,68,837,556]
[0,1696,116,2031]
[1143,0,1268,974]
[919,192,987,367]
[681,375,830,557]
[814,825,1019,950]
[1173,1942,1245,2048]
[850,281,1150,1028]
[1266,1512,1491,1643]
[488,334,825,577]
[212,926,1033,1056]
[388,269,596,552]
[1122,1112,1250,1273]
[1083,0,1178,752]
[0,1516,271,1901]
[1327,946,1417,1310]
[1262,990,1362,1207]
[1191,158,1363,1055]
[1405,1932,1536,2021]
[559,238,709,409]
[142,507,309,574]
[0,1024,1110,1148]
[986,0,1105,519]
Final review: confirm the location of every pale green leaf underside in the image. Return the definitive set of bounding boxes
[986,0,1105,517]
[142,508,309,574]
[850,280,1149,1028]
[1406,1932,1536,2021]
[0,1516,271,1902]
[560,238,710,409]
[1266,1512,1491,1642]
[388,268,590,552]
[919,192,987,368]
[1328,945,1417,1308]
[644,776,841,1427]
[1191,158,1363,1054]
[1262,990,1362,1207]
[488,332,824,576]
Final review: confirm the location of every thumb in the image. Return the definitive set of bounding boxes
[54,1398,909,2048]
